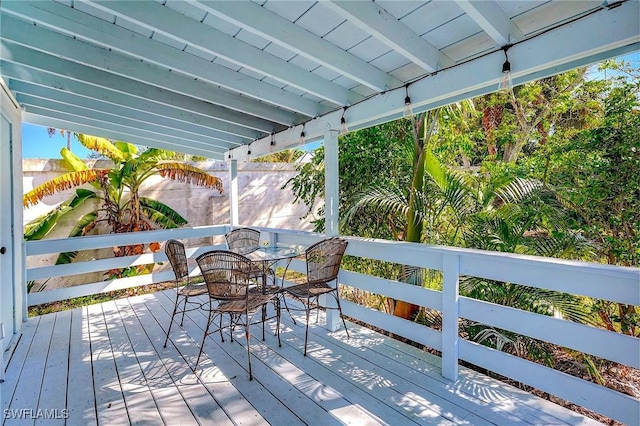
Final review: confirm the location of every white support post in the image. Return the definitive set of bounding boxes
[324,129,340,331]
[324,130,339,238]
[229,159,239,227]
[442,254,460,380]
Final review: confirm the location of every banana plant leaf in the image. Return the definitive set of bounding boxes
[24,189,97,241]
[23,170,107,208]
[55,211,99,265]
[140,197,187,228]
[76,134,125,162]
[114,141,138,158]
[60,147,89,171]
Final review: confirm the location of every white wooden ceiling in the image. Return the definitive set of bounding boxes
[1,0,638,160]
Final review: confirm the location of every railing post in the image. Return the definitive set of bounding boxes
[324,129,340,331]
[442,254,460,381]
[229,159,239,227]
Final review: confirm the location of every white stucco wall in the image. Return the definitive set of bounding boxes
[23,159,320,289]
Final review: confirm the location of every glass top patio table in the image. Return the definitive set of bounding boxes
[230,244,304,292]
[241,245,303,263]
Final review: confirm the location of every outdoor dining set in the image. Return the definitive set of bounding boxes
[162,228,349,380]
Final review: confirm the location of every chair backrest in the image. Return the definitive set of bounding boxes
[196,250,253,301]
[225,228,260,255]
[306,238,348,286]
[165,239,189,283]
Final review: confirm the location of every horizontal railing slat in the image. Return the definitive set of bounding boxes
[26,244,224,280]
[341,270,442,311]
[29,270,167,306]
[341,300,442,351]
[459,253,639,305]
[459,340,639,425]
[25,224,228,255]
[459,297,640,368]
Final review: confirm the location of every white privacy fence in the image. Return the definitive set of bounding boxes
[24,226,640,424]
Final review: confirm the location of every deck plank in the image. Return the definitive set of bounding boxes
[36,310,72,426]
[100,300,164,425]
[151,291,310,426]
[298,318,525,425]
[86,302,128,425]
[372,327,602,425]
[274,316,463,424]
[125,295,233,425]
[2,290,603,426]
[2,316,39,417]
[116,299,214,425]
[167,293,391,426]
[66,306,97,426]
[4,314,55,426]
[139,292,270,426]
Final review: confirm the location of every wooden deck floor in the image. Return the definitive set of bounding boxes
[2,290,600,425]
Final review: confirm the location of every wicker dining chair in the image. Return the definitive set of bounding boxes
[195,250,280,380]
[225,227,277,293]
[283,237,349,356]
[163,239,208,348]
[225,227,261,254]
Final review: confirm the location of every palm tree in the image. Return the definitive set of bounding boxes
[24,134,223,276]
[344,108,470,319]
[344,108,593,322]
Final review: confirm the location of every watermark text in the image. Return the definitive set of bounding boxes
[3,409,69,420]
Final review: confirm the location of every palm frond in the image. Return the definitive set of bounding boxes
[343,186,409,226]
[76,134,125,162]
[23,170,108,208]
[442,172,470,217]
[495,178,543,205]
[156,162,223,192]
[423,148,447,189]
[140,197,187,228]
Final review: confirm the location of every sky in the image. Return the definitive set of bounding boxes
[21,52,639,160]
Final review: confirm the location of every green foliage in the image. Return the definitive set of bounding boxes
[285,121,414,237]
[24,133,223,277]
[24,189,97,241]
[289,58,638,348]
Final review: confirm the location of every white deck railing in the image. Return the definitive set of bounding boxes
[24,226,640,425]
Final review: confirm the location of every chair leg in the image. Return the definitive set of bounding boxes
[280,293,297,325]
[179,295,189,326]
[335,293,350,339]
[164,294,180,348]
[261,304,266,341]
[219,313,225,342]
[303,305,311,356]
[195,307,214,371]
[276,298,281,347]
[245,312,253,381]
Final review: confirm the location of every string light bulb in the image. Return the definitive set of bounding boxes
[403,84,413,118]
[298,125,306,146]
[498,46,513,93]
[269,133,276,153]
[340,107,349,135]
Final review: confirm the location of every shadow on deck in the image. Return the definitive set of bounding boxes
[2,290,600,425]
